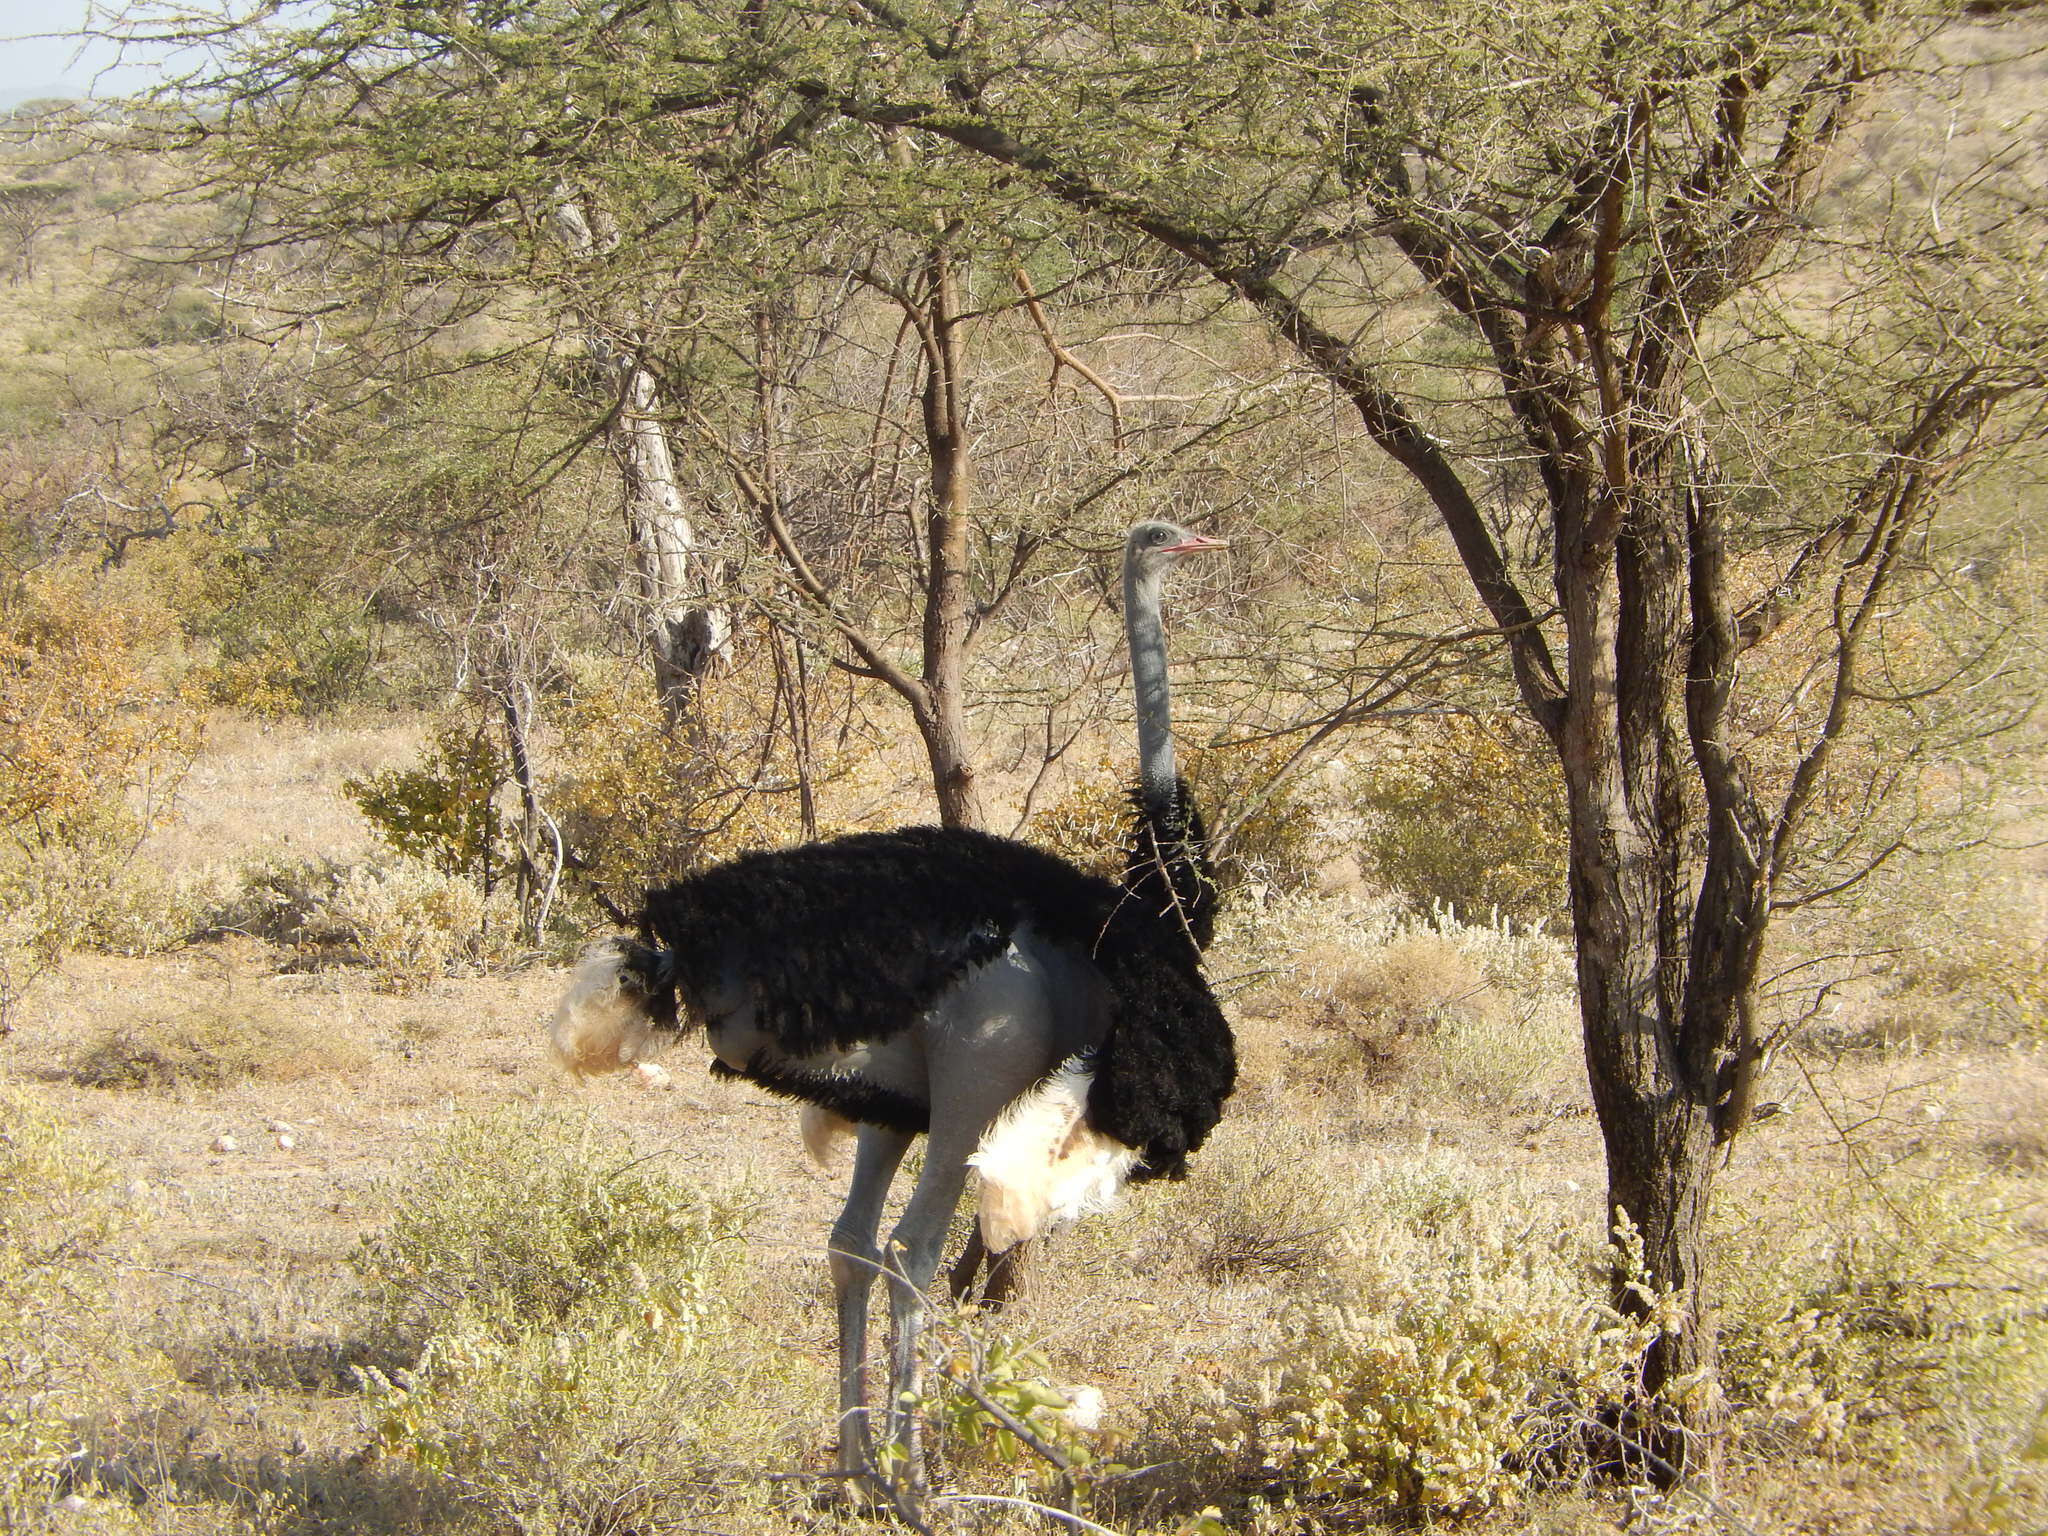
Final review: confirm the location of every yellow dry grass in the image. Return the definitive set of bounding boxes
[0,708,2041,1536]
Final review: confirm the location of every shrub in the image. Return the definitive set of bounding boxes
[1354,715,1567,923]
[353,1103,757,1337]
[1178,1163,1668,1518]
[202,853,354,954]
[1175,1120,1350,1284]
[0,1086,155,1524]
[542,661,823,911]
[932,1331,1107,1473]
[0,573,201,1018]
[347,1106,788,1531]
[1718,1158,2048,1493]
[181,542,377,716]
[325,857,529,992]
[343,726,508,887]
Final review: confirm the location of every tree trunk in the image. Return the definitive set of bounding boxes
[615,362,732,718]
[1557,467,1744,1477]
[915,241,986,832]
[553,196,731,724]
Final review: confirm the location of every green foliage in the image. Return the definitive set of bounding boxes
[348,1106,785,1531]
[187,546,378,715]
[0,1086,152,1525]
[935,1332,1106,1471]
[352,1103,755,1338]
[1185,1190,1669,1518]
[137,287,229,346]
[1354,716,1567,923]
[1718,1160,2048,1489]
[344,727,507,886]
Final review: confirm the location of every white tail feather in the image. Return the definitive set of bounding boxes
[968,1057,1139,1252]
[549,940,660,1078]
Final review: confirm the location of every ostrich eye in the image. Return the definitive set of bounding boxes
[1150,528,1169,543]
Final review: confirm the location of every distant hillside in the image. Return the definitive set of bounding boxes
[0,86,83,112]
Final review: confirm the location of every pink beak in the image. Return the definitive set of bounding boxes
[1162,532,1229,555]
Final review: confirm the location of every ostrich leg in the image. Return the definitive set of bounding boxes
[879,954,1063,1487]
[946,1225,1026,1310]
[830,1127,912,1478]
[876,1133,977,1491]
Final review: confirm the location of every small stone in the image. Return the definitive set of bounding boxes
[212,1134,239,1154]
[633,1061,674,1090]
[267,1120,293,1135]
[57,1494,89,1513]
[275,1134,297,1152]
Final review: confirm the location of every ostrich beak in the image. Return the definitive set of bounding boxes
[1162,532,1228,555]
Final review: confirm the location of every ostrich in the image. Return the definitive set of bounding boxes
[548,520,1234,1487]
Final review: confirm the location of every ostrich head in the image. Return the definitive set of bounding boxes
[549,937,677,1077]
[1125,519,1228,580]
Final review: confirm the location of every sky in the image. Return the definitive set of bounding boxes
[0,0,177,104]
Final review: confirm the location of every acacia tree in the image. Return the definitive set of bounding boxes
[127,0,2045,1461]
[704,0,2048,1456]
[127,3,762,722]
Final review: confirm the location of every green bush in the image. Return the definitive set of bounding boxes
[0,1086,155,1524]
[1172,1159,1668,1519]
[1354,716,1567,923]
[344,727,508,886]
[347,1106,789,1532]
[183,544,377,715]
[353,1104,755,1337]
[1718,1159,2048,1496]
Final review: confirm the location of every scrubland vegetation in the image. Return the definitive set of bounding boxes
[3,1,2047,1532]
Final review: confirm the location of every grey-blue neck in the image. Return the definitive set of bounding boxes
[1124,554,1177,812]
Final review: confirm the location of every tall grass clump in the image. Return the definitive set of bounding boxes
[0,1085,154,1524]
[346,1105,794,1532]
[1717,1154,2048,1523]
[1166,1155,1666,1521]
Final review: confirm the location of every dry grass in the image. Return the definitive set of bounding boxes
[143,711,425,875]
[0,711,2042,1536]
[63,959,372,1091]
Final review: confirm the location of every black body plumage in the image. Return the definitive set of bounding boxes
[631,822,1234,1179]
